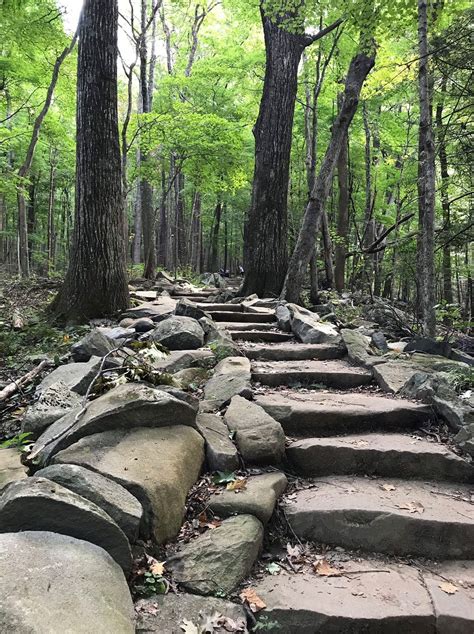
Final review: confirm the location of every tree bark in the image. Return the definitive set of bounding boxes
[209,199,222,272]
[242,6,342,297]
[417,0,437,336]
[280,50,375,303]
[335,103,349,293]
[52,0,129,322]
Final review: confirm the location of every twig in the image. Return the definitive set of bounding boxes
[0,360,51,403]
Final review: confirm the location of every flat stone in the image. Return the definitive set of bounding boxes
[136,594,247,633]
[244,342,344,361]
[97,326,136,341]
[0,478,132,572]
[0,532,134,633]
[0,448,27,490]
[70,328,116,361]
[341,329,386,368]
[35,463,143,541]
[31,383,196,466]
[36,356,101,395]
[22,380,82,435]
[230,330,293,343]
[120,296,176,321]
[371,331,389,351]
[152,349,215,373]
[256,391,431,436]
[287,433,473,482]
[253,560,434,633]
[252,359,373,389]
[53,425,204,543]
[167,515,263,596]
[174,367,209,389]
[374,355,469,393]
[196,303,244,312]
[222,322,278,331]
[209,472,287,523]
[204,357,252,408]
[196,413,239,472]
[150,315,204,350]
[289,304,341,344]
[224,396,285,465]
[175,298,212,320]
[210,311,275,323]
[130,290,157,301]
[285,476,474,559]
[423,560,474,633]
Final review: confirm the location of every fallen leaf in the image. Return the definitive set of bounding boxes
[240,588,266,613]
[380,484,396,492]
[226,478,247,492]
[148,560,165,576]
[312,559,342,577]
[397,501,425,514]
[439,581,458,595]
[286,543,300,559]
[180,619,199,634]
[266,562,281,575]
[212,471,237,485]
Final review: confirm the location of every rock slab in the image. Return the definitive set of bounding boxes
[204,357,252,408]
[196,413,239,472]
[36,356,101,395]
[150,315,204,350]
[167,515,263,595]
[0,531,134,633]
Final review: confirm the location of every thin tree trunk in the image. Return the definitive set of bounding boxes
[417,0,437,336]
[46,159,56,275]
[209,199,222,272]
[52,0,129,321]
[281,49,375,302]
[335,101,349,293]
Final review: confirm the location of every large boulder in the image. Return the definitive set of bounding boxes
[30,383,197,466]
[136,594,247,634]
[167,515,263,595]
[341,328,386,368]
[0,448,27,491]
[209,472,287,524]
[196,413,239,472]
[53,425,204,543]
[203,357,252,408]
[0,478,132,572]
[0,531,134,633]
[36,357,101,396]
[35,464,143,541]
[22,380,82,435]
[224,396,285,465]
[275,304,292,332]
[289,304,341,345]
[70,328,116,361]
[150,316,204,350]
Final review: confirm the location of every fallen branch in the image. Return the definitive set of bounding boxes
[0,360,51,403]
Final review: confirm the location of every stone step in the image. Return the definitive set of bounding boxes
[285,476,474,559]
[230,331,294,343]
[252,559,474,633]
[287,433,474,482]
[244,342,345,361]
[255,391,431,436]
[196,303,244,312]
[221,322,278,331]
[209,311,275,323]
[252,360,373,389]
[173,293,215,301]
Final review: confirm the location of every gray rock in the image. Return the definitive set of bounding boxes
[196,413,239,472]
[289,304,341,345]
[31,383,197,466]
[0,531,134,633]
[22,380,82,435]
[150,316,204,350]
[0,448,27,491]
[36,357,101,396]
[157,386,200,411]
[224,396,285,465]
[120,296,176,321]
[53,425,204,544]
[97,326,136,341]
[405,336,452,357]
[275,304,292,332]
[371,331,388,351]
[167,515,263,595]
[174,367,209,389]
[204,357,252,408]
[71,328,116,361]
[209,472,288,523]
[136,594,247,634]
[175,298,211,321]
[35,464,143,541]
[0,477,132,572]
[152,349,215,373]
[133,317,155,332]
[341,328,385,368]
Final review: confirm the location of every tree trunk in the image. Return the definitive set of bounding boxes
[417,0,437,336]
[335,107,349,293]
[46,156,56,275]
[157,167,168,267]
[242,7,341,297]
[26,178,37,267]
[209,199,222,272]
[52,0,129,322]
[281,50,375,302]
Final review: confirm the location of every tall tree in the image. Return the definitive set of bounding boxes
[281,43,375,302]
[241,1,341,297]
[52,0,129,321]
[416,0,436,335]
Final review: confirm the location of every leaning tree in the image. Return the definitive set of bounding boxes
[241,0,341,297]
[52,0,129,321]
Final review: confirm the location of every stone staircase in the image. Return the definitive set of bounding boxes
[222,301,474,631]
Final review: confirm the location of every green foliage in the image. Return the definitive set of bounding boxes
[212,470,237,484]
[445,367,474,393]
[134,571,169,598]
[0,432,33,450]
